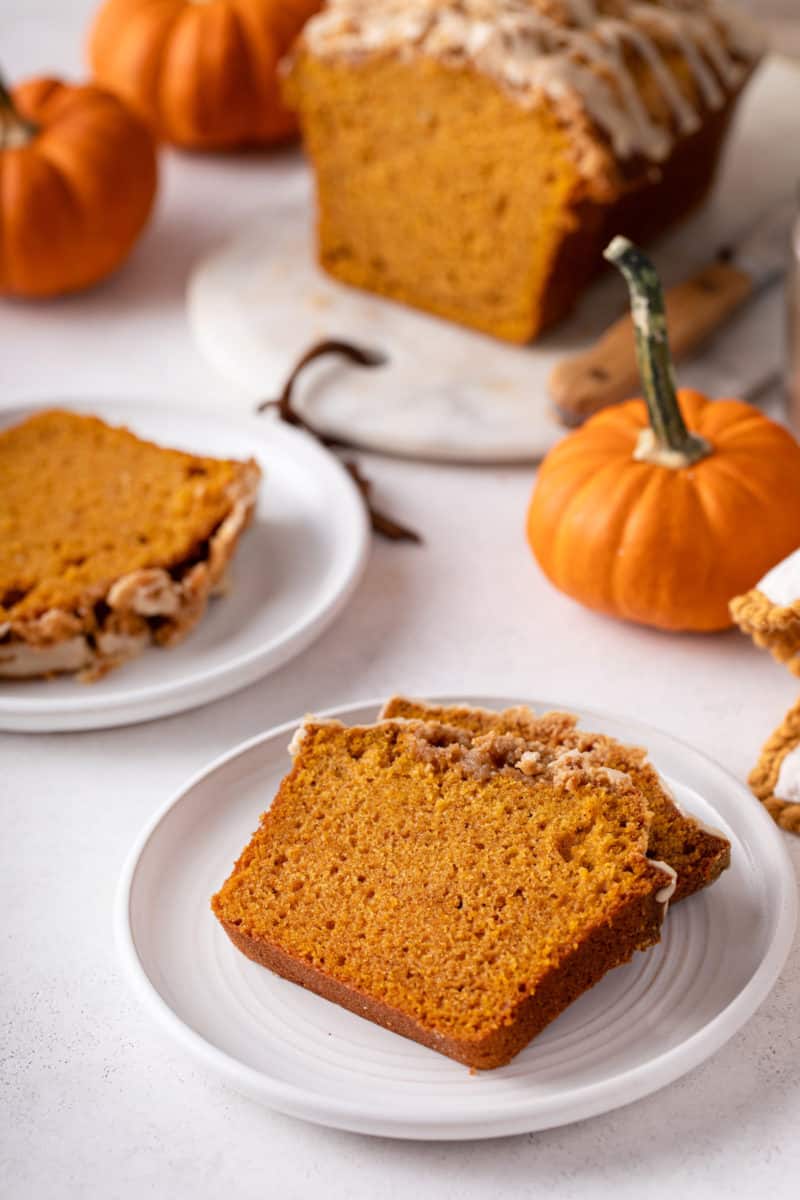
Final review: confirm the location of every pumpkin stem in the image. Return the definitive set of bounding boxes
[604,237,712,469]
[0,76,37,149]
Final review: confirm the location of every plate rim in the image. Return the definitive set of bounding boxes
[0,397,370,730]
[115,694,798,1140]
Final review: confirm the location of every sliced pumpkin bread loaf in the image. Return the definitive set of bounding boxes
[285,0,763,343]
[381,697,730,903]
[212,717,675,1069]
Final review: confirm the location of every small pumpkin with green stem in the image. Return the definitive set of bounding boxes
[527,237,800,633]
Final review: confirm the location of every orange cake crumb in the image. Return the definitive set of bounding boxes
[382,697,730,902]
[0,410,260,680]
[212,717,674,1069]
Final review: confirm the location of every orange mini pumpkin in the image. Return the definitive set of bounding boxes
[88,0,322,150]
[0,76,157,298]
[528,238,800,633]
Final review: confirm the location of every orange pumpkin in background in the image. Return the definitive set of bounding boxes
[0,77,157,298]
[528,238,800,633]
[88,0,322,150]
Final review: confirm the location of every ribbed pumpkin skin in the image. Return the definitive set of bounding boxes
[88,0,322,149]
[527,390,800,633]
[0,78,157,298]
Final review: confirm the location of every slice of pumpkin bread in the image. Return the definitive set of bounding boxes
[212,717,674,1069]
[0,409,260,680]
[381,697,730,904]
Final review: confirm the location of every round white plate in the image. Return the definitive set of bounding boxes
[0,400,369,733]
[117,696,796,1140]
[187,60,799,463]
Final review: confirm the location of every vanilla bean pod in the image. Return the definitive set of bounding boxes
[258,340,422,543]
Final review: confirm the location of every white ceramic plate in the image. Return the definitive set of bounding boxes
[187,59,799,463]
[117,696,796,1140]
[0,400,369,733]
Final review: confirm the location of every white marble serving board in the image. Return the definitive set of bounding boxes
[188,57,799,463]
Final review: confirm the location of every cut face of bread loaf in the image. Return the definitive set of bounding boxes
[381,697,730,902]
[285,0,763,342]
[212,717,674,1069]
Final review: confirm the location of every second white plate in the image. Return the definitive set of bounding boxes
[117,696,796,1139]
[0,400,369,732]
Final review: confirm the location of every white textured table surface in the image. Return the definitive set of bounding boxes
[2,3,800,1197]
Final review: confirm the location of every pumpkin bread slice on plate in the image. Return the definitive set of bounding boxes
[381,698,730,904]
[0,409,261,681]
[212,717,675,1069]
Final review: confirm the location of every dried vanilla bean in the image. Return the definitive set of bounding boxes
[258,340,422,544]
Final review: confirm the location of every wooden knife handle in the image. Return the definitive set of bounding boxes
[549,261,754,427]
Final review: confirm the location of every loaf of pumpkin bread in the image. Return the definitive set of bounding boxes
[285,0,764,343]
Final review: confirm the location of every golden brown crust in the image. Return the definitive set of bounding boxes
[749,698,800,835]
[219,878,665,1069]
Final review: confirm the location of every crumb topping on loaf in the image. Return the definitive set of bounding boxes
[299,0,763,165]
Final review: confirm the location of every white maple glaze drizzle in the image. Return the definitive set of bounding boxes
[631,5,724,108]
[563,0,597,23]
[301,0,764,164]
[602,17,700,135]
[685,14,743,87]
[579,21,674,157]
[651,859,678,909]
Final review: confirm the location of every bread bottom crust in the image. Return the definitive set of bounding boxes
[219,883,665,1070]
